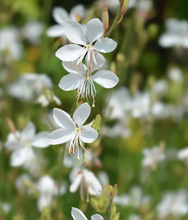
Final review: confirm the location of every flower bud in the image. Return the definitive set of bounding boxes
[121,0,130,15]
[102,6,109,36]
[110,184,118,201]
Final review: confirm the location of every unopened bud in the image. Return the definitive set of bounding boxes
[6,117,16,133]
[110,184,118,201]
[102,6,109,36]
[121,0,130,15]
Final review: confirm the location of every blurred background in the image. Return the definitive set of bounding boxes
[1,0,188,219]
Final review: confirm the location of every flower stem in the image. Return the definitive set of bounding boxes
[106,0,130,38]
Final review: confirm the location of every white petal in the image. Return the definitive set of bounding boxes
[92,70,119,88]
[47,128,73,145]
[56,45,83,62]
[21,121,35,141]
[158,34,178,48]
[59,74,82,91]
[31,132,50,148]
[93,38,117,53]
[53,7,69,24]
[71,4,85,19]
[62,61,86,74]
[85,52,105,71]
[11,148,34,167]
[91,215,104,220]
[73,103,91,127]
[81,126,98,143]
[69,174,82,192]
[85,19,104,44]
[95,52,105,68]
[5,141,23,150]
[53,108,76,129]
[71,207,88,220]
[64,21,86,45]
[46,25,64,37]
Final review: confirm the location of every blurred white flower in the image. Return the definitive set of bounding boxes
[157,190,188,219]
[128,214,141,220]
[167,67,183,82]
[47,103,98,157]
[142,146,165,169]
[47,5,85,37]
[114,186,151,208]
[15,173,32,195]
[0,202,12,213]
[159,18,188,48]
[56,19,117,69]
[152,80,169,96]
[22,21,44,44]
[0,26,23,62]
[9,73,53,100]
[59,61,118,105]
[98,171,109,186]
[177,147,188,165]
[71,207,103,220]
[5,121,50,167]
[37,175,67,211]
[36,90,61,107]
[69,168,102,200]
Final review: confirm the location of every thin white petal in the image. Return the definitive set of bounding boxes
[71,4,85,19]
[91,214,104,220]
[64,21,86,45]
[46,25,64,37]
[11,148,34,167]
[93,38,117,53]
[70,174,82,193]
[59,74,82,91]
[85,52,105,71]
[56,45,83,62]
[92,70,119,88]
[95,52,105,68]
[47,128,73,145]
[53,7,69,24]
[71,207,88,220]
[73,103,91,127]
[21,121,35,141]
[53,108,76,129]
[62,61,86,74]
[81,126,98,143]
[31,132,50,148]
[5,141,23,150]
[85,19,104,44]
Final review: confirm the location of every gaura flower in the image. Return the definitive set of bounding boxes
[59,61,119,106]
[47,103,98,157]
[177,147,188,165]
[69,168,102,201]
[5,121,50,167]
[71,207,103,220]
[158,18,188,48]
[142,146,165,169]
[37,175,67,211]
[47,5,85,37]
[55,18,117,70]
[157,190,188,219]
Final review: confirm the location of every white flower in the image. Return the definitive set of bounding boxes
[177,147,188,165]
[71,207,103,220]
[15,173,32,194]
[0,202,12,213]
[9,73,53,100]
[142,146,165,169]
[152,80,169,96]
[36,90,61,107]
[167,67,183,82]
[56,18,117,69]
[159,18,188,48]
[128,214,141,220]
[0,26,23,62]
[22,21,44,44]
[37,175,67,211]
[69,168,102,200]
[47,5,85,37]
[157,190,188,219]
[59,61,119,105]
[5,121,50,167]
[47,103,98,157]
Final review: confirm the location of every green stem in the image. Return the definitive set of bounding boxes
[108,201,112,220]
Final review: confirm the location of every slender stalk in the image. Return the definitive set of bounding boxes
[82,148,85,170]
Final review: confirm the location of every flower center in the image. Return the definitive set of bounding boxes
[86,44,92,50]
[75,128,81,134]
[24,141,31,147]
